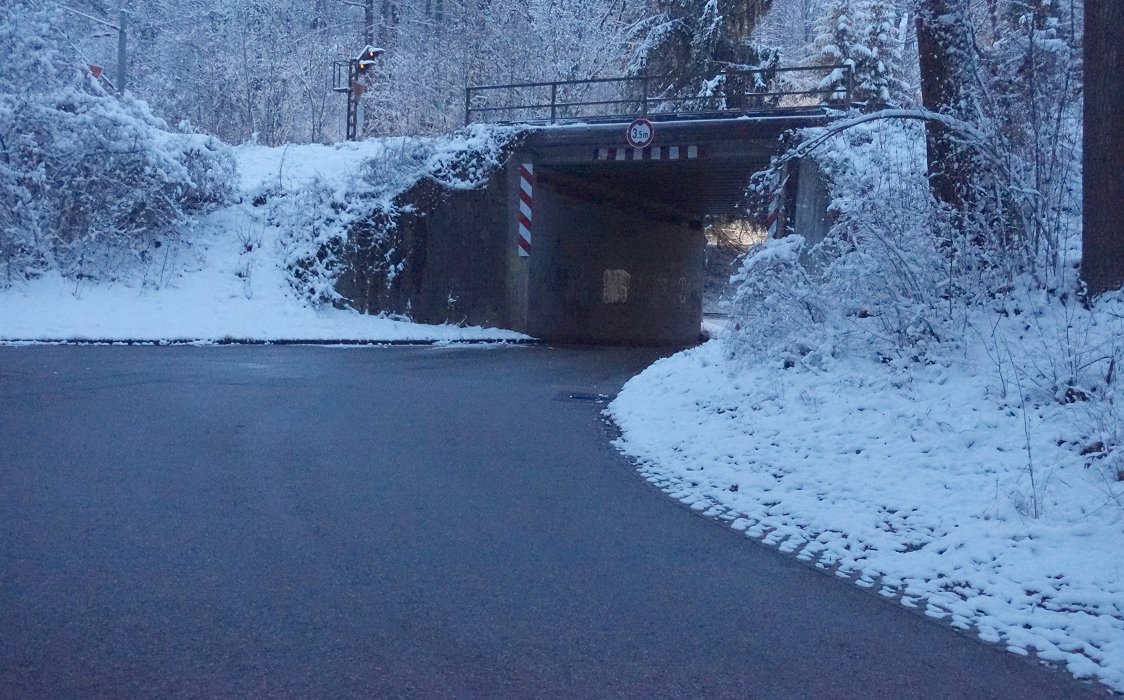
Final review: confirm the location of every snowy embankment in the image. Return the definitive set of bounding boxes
[0,139,527,344]
[610,294,1124,692]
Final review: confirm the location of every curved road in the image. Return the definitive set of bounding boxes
[0,346,1108,698]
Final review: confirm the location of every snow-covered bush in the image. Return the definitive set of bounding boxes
[270,125,518,308]
[724,120,949,365]
[0,4,235,286]
[723,235,826,365]
[724,1,1118,502]
[730,0,1085,357]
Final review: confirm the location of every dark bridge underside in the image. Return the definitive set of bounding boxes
[540,158,767,221]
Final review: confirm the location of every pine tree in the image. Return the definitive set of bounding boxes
[631,0,776,108]
[812,0,864,102]
[853,0,907,108]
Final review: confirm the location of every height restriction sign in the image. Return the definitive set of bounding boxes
[626,118,655,149]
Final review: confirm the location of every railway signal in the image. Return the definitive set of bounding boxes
[332,46,385,141]
[357,45,383,73]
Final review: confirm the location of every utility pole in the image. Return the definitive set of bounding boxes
[57,4,128,93]
[116,8,127,93]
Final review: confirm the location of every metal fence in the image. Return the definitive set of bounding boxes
[464,65,853,125]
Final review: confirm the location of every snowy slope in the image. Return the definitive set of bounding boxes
[0,139,528,344]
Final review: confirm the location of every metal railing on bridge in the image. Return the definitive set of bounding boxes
[464,65,853,126]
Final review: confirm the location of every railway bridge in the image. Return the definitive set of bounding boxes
[340,69,846,344]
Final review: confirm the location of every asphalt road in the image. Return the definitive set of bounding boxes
[0,346,1109,699]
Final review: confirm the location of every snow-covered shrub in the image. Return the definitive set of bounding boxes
[723,234,826,365]
[271,125,518,309]
[268,177,353,307]
[724,3,1115,507]
[815,121,951,345]
[725,120,949,365]
[977,286,1124,497]
[0,4,235,286]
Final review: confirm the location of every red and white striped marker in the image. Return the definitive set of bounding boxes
[518,163,534,257]
[766,170,789,239]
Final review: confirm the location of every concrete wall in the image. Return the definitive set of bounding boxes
[527,169,705,345]
[335,175,510,328]
[793,159,833,248]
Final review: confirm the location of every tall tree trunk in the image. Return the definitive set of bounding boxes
[916,0,978,212]
[1082,0,1124,295]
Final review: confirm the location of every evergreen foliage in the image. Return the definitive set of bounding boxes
[631,0,779,109]
[812,0,907,108]
[854,0,908,108]
[812,0,861,100]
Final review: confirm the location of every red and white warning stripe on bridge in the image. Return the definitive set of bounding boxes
[594,145,701,161]
[766,170,789,239]
[518,163,534,257]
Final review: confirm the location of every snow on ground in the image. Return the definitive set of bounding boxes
[235,139,398,193]
[0,140,528,344]
[610,310,1124,693]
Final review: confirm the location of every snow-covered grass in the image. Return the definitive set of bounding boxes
[610,292,1124,693]
[0,137,527,344]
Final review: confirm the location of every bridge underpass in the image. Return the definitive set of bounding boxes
[333,113,835,345]
[333,66,845,344]
[505,116,833,344]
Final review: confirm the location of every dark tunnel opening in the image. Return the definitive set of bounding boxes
[525,158,771,344]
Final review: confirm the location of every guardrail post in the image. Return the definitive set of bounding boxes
[550,83,557,123]
[464,87,472,125]
[641,76,649,116]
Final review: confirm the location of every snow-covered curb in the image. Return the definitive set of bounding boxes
[609,341,1124,693]
[0,266,529,345]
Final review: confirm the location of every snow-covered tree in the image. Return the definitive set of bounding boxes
[812,0,863,101]
[631,0,779,110]
[50,0,637,142]
[0,3,235,285]
[853,0,908,108]
[753,0,825,63]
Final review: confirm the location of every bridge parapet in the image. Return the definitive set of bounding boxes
[465,65,853,126]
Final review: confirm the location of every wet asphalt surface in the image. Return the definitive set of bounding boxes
[0,345,1110,699]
